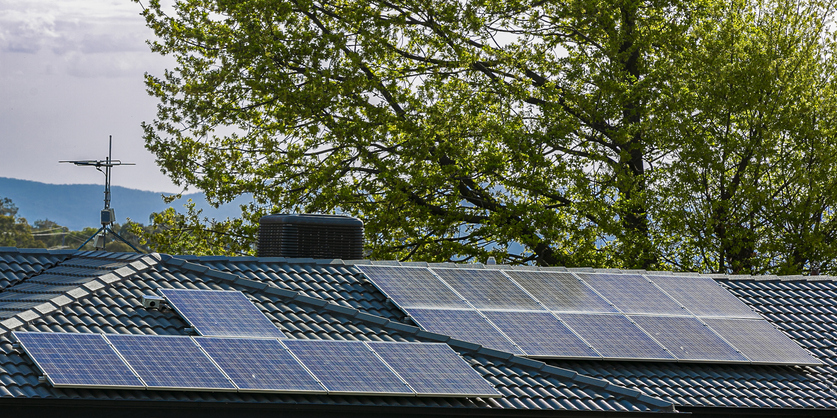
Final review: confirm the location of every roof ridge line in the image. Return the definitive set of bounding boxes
[0,247,77,255]
[168,254,341,265]
[0,253,163,335]
[158,257,674,412]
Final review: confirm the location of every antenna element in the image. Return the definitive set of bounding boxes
[60,136,142,252]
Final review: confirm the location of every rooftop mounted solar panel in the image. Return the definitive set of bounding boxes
[557,313,676,361]
[482,310,599,358]
[359,265,818,365]
[431,268,544,311]
[407,308,524,355]
[629,316,749,363]
[195,337,325,393]
[577,273,687,315]
[702,318,822,365]
[159,289,287,338]
[283,340,412,395]
[503,271,617,313]
[13,332,144,389]
[356,265,468,309]
[106,334,237,391]
[645,275,761,318]
[368,342,501,398]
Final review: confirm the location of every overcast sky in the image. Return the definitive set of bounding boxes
[0,0,182,193]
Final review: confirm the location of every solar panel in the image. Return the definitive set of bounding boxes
[557,313,675,360]
[702,318,822,365]
[106,334,237,390]
[646,275,761,318]
[13,332,144,389]
[630,316,748,362]
[577,273,687,315]
[195,337,324,393]
[356,265,468,309]
[503,271,617,313]
[431,268,544,310]
[407,308,524,355]
[160,289,286,338]
[283,340,412,395]
[482,310,599,358]
[368,341,501,397]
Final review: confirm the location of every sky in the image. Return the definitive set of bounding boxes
[0,0,182,193]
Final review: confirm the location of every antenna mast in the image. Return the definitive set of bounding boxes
[60,136,143,252]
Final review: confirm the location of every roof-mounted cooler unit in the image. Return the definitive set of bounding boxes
[258,214,364,260]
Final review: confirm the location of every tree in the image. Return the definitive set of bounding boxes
[0,197,43,248]
[136,0,837,271]
[653,0,837,274]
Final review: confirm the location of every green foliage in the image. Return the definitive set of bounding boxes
[135,0,837,273]
[1,197,42,248]
[129,200,255,256]
[1,196,151,252]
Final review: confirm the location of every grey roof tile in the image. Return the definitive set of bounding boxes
[16,250,837,414]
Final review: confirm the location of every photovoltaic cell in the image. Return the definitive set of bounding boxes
[482,310,598,358]
[368,342,501,397]
[702,318,821,365]
[283,340,412,395]
[431,268,543,310]
[106,334,236,390]
[13,332,143,389]
[558,313,674,360]
[408,308,524,355]
[356,265,467,309]
[646,275,761,318]
[195,337,324,392]
[160,289,286,338]
[504,271,617,313]
[577,273,687,315]
[630,316,748,362]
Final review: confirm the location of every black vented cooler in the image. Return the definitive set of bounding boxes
[258,214,364,259]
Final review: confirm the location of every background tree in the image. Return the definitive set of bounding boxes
[0,197,42,248]
[654,0,837,274]
[136,0,837,272]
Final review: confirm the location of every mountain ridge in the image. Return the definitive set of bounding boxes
[0,177,248,231]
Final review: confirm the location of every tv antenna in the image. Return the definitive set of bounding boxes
[60,135,143,252]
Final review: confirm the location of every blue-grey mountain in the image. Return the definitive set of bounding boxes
[0,177,248,231]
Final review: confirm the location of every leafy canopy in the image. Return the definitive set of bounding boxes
[136,0,837,273]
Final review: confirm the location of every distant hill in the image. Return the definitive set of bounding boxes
[0,177,250,231]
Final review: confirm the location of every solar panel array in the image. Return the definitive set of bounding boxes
[13,332,500,397]
[159,289,287,338]
[358,266,821,365]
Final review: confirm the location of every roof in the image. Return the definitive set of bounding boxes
[0,248,835,416]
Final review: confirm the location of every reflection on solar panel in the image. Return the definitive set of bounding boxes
[368,342,500,397]
[106,334,236,390]
[356,265,467,309]
[646,275,761,318]
[357,266,821,365]
[196,337,324,392]
[702,318,821,365]
[503,271,617,313]
[432,268,543,310]
[630,316,748,362]
[160,289,286,338]
[482,311,598,358]
[283,340,412,395]
[558,313,675,361]
[408,308,523,354]
[576,273,687,315]
[13,332,143,389]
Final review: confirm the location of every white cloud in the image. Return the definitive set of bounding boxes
[0,0,181,192]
